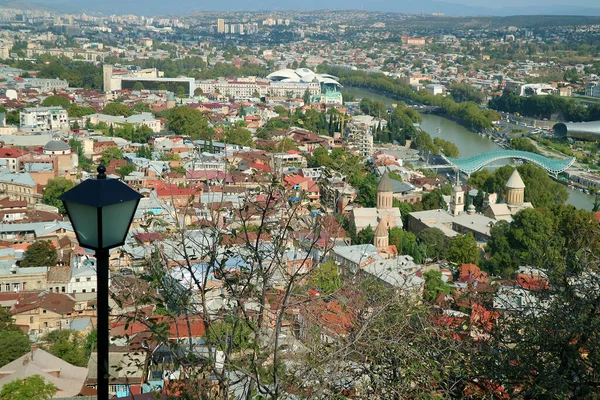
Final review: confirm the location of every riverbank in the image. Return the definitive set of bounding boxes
[343,86,597,210]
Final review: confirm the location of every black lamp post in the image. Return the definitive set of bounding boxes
[59,165,142,400]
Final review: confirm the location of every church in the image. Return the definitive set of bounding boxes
[351,173,403,251]
[484,169,533,222]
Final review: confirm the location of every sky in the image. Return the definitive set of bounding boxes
[19,0,600,15]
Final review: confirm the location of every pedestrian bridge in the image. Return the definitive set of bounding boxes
[442,150,576,176]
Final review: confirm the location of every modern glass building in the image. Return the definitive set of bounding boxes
[553,121,600,141]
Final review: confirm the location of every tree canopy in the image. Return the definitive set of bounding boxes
[101,147,124,165]
[167,106,211,140]
[0,375,57,400]
[41,95,70,109]
[43,177,74,214]
[0,331,31,367]
[20,240,58,268]
[102,102,132,117]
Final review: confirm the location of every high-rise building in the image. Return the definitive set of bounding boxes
[217,18,225,33]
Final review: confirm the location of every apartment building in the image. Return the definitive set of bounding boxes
[20,107,69,132]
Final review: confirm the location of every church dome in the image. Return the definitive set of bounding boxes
[506,170,525,189]
[43,137,71,152]
[377,173,393,193]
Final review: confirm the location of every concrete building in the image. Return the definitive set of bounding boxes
[0,171,41,205]
[86,112,161,133]
[103,64,195,97]
[345,120,373,160]
[0,262,47,293]
[13,78,69,92]
[20,107,69,132]
[585,82,600,98]
[196,78,269,98]
[25,48,105,62]
[425,84,447,96]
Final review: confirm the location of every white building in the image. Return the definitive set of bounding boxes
[585,82,600,98]
[20,107,69,132]
[103,64,195,97]
[195,79,269,98]
[14,78,68,92]
[85,112,161,133]
[68,255,97,294]
[346,118,374,160]
[425,84,447,96]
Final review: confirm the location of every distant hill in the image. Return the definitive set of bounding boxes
[4,0,600,17]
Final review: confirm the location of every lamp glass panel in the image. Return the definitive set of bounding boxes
[101,200,138,249]
[64,202,99,249]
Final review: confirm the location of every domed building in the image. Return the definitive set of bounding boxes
[43,136,72,156]
[484,169,533,222]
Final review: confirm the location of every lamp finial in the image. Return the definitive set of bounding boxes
[97,165,106,180]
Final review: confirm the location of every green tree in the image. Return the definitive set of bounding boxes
[485,220,517,277]
[421,189,447,210]
[223,127,254,147]
[0,331,30,367]
[276,138,298,152]
[308,261,341,295]
[102,102,132,117]
[136,145,153,159]
[0,307,20,332]
[101,147,124,165]
[168,106,210,139]
[422,270,452,302]
[395,201,414,227]
[447,233,480,265]
[20,240,58,268]
[206,317,254,351]
[303,89,311,105]
[273,105,288,117]
[418,227,448,261]
[0,375,57,400]
[389,227,424,263]
[43,177,74,214]
[41,95,70,109]
[117,164,136,178]
[507,208,558,267]
[43,330,89,367]
[355,225,375,245]
[133,82,145,91]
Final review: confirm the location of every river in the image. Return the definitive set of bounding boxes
[343,87,596,211]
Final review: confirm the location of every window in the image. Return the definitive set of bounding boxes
[61,287,65,293]
[75,278,80,283]
[87,277,91,281]
[43,309,47,314]
[82,289,86,293]
[44,322,48,328]
[92,288,95,293]
[29,317,33,324]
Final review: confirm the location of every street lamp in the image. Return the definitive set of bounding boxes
[59,165,142,400]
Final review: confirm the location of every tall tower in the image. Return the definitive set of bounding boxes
[217,18,225,33]
[449,184,465,216]
[506,169,525,207]
[376,173,393,210]
[102,64,113,93]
